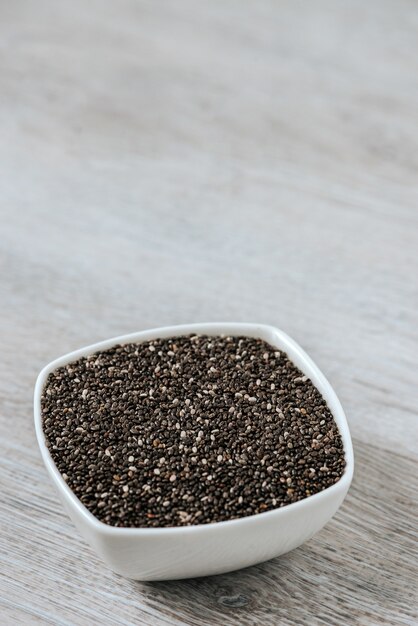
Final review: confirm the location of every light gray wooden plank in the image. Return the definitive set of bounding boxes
[1,0,417,624]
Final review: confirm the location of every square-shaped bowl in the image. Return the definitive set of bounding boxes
[34,323,354,580]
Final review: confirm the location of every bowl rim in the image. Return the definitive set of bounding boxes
[34,322,354,537]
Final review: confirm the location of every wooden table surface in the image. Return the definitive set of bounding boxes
[1,1,417,624]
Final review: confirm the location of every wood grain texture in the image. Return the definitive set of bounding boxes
[1,0,417,624]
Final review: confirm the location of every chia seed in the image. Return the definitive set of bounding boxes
[41,335,346,527]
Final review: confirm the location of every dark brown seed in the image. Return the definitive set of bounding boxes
[41,335,346,528]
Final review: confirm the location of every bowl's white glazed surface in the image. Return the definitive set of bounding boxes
[34,323,354,580]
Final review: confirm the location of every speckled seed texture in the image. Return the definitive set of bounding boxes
[41,335,345,527]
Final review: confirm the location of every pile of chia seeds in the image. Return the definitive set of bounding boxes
[41,335,345,527]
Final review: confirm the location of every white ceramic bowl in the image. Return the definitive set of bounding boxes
[34,323,354,581]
